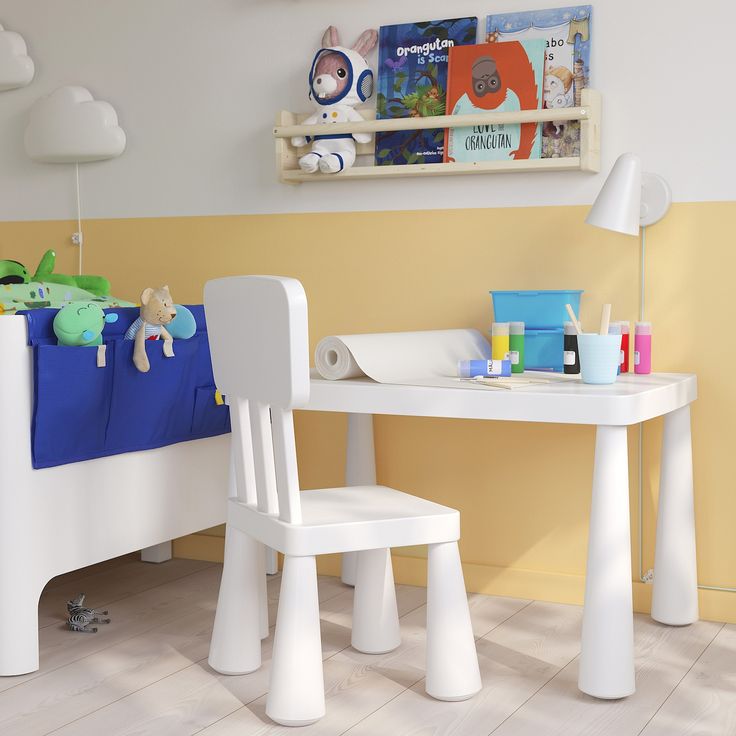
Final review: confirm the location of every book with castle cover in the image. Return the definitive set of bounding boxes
[486,6,592,158]
[375,17,478,166]
[444,40,545,163]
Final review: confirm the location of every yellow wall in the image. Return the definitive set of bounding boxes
[2,202,734,621]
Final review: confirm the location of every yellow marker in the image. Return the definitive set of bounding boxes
[214,389,224,406]
[491,322,510,361]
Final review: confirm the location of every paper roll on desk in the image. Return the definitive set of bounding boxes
[314,329,491,388]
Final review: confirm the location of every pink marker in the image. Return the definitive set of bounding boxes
[634,322,652,374]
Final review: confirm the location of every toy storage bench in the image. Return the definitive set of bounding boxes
[0,312,230,677]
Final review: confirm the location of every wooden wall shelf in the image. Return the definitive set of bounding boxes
[274,89,600,184]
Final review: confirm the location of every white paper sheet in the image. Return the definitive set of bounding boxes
[314,329,492,388]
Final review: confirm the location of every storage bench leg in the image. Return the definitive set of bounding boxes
[0,580,43,676]
[141,541,172,563]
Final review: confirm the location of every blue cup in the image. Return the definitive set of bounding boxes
[577,333,622,385]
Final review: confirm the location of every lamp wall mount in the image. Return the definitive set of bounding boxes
[640,172,672,227]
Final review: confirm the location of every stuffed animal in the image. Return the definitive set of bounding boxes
[291,26,378,174]
[0,259,30,285]
[124,286,177,373]
[0,250,111,296]
[53,302,119,346]
[66,593,110,633]
[33,249,111,297]
[166,304,197,339]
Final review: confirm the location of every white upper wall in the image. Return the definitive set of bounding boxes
[0,0,733,221]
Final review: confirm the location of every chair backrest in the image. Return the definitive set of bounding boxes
[204,276,310,524]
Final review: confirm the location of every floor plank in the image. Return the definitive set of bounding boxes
[491,614,723,736]
[2,555,733,736]
[0,564,223,696]
[639,622,735,736]
[343,601,582,736]
[43,584,426,736]
[37,557,214,628]
[196,587,530,735]
[0,568,351,735]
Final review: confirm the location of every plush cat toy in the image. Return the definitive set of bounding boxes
[124,286,177,373]
[291,26,378,174]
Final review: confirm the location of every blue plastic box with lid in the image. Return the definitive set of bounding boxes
[490,290,583,372]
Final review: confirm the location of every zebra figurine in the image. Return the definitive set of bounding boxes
[66,593,111,633]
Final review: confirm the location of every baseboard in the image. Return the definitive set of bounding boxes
[173,532,225,563]
[174,533,736,623]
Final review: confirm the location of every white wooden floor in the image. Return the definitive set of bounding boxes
[1,555,733,736]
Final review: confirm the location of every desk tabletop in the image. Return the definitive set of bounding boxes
[306,371,697,426]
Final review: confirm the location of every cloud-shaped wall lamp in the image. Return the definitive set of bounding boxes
[0,22,35,91]
[24,85,126,163]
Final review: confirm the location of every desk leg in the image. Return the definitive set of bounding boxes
[579,424,635,699]
[342,413,377,586]
[651,405,698,625]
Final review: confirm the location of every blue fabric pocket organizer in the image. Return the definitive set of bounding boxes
[22,306,230,469]
[32,342,116,467]
[192,386,230,435]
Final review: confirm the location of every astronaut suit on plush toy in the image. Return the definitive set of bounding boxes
[291,26,378,174]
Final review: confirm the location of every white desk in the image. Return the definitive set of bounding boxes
[305,370,699,700]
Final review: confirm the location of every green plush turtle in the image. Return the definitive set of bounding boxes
[33,249,111,298]
[53,302,119,346]
[0,260,30,285]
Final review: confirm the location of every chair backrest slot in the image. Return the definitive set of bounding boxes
[230,398,257,505]
[250,400,280,515]
[271,409,302,524]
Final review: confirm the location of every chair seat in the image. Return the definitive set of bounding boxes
[227,485,460,557]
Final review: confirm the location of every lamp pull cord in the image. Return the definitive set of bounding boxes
[75,162,83,275]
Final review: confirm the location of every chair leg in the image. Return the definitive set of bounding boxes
[352,548,401,654]
[425,542,481,701]
[208,526,262,675]
[258,543,269,639]
[266,555,325,726]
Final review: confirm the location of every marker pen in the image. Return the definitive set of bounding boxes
[618,321,630,373]
[608,322,623,374]
[509,321,525,374]
[491,322,510,361]
[634,322,652,374]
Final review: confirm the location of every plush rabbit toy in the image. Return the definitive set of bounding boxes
[291,26,378,174]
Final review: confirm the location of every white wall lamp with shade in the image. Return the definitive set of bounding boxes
[585,152,672,322]
[587,155,730,602]
[585,152,673,593]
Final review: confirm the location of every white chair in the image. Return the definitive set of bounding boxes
[204,275,481,727]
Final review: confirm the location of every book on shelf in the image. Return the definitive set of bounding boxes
[486,6,592,159]
[374,17,478,167]
[444,39,545,163]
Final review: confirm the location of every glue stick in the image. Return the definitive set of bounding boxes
[491,322,510,361]
[458,359,512,378]
[509,322,525,373]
